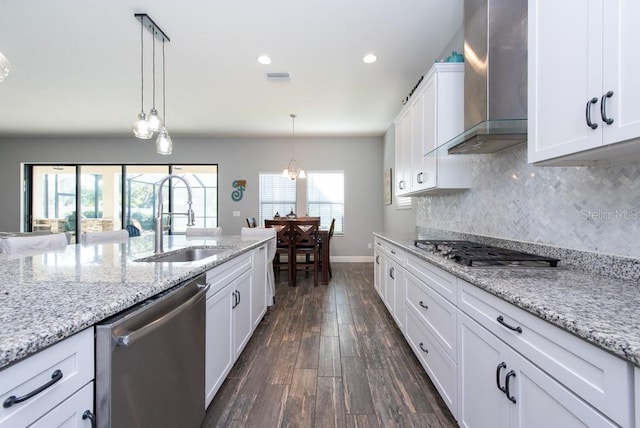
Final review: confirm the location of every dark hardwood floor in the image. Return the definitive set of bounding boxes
[202,263,457,428]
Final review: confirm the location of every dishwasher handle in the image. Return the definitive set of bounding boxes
[116,282,210,347]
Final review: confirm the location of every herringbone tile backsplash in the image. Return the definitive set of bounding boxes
[416,144,640,259]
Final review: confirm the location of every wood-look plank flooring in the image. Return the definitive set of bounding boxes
[202,263,457,428]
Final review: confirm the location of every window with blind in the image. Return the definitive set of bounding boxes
[258,173,296,226]
[306,171,344,235]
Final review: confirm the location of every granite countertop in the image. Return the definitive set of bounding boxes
[375,232,640,366]
[0,234,271,369]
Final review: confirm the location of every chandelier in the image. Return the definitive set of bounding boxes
[282,114,306,180]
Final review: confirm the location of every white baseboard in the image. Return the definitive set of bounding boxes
[331,256,374,263]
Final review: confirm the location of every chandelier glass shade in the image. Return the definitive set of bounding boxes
[282,114,305,180]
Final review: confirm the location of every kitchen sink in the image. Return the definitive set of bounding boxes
[135,246,234,263]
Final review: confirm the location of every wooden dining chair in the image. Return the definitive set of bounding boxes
[319,218,336,279]
[291,218,320,286]
[265,219,294,285]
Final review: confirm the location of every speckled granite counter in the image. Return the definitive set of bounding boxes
[0,234,271,369]
[375,231,640,366]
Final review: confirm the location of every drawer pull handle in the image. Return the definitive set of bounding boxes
[496,362,507,393]
[585,97,598,129]
[419,342,429,353]
[419,301,428,309]
[3,369,63,408]
[505,370,517,404]
[390,250,396,255]
[497,316,523,333]
[600,90,614,125]
[83,410,97,428]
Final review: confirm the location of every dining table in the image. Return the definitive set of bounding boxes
[265,217,331,286]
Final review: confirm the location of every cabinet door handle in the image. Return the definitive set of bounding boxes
[237,290,241,306]
[83,410,97,428]
[585,97,599,129]
[3,369,63,408]
[399,180,405,190]
[375,255,380,265]
[505,370,517,403]
[419,300,428,309]
[389,267,395,279]
[419,342,429,353]
[600,90,614,125]
[417,172,424,184]
[496,362,507,393]
[497,315,523,333]
[232,290,238,309]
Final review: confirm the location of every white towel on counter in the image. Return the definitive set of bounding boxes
[185,227,222,237]
[81,229,129,245]
[241,226,277,306]
[0,233,68,255]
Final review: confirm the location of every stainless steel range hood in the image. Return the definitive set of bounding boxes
[447,0,528,155]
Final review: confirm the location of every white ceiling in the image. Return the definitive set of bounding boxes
[0,0,462,138]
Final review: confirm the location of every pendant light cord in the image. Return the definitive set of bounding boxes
[152,28,156,109]
[291,113,296,159]
[140,19,144,112]
[162,39,166,124]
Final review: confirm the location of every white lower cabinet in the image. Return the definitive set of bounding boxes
[29,382,94,428]
[205,249,266,408]
[373,235,635,427]
[0,328,94,428]
[458,312,618,428]
[373,246,383,299]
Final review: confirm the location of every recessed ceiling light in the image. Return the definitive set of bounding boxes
[363,53,378,64]
[257,55,272,65]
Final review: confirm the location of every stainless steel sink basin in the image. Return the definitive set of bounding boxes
[135,246,234,263]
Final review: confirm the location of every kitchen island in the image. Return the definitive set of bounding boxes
[0,233,272,369]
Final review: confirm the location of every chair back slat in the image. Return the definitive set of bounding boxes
[292,219,320,246]
[265,219,294,246]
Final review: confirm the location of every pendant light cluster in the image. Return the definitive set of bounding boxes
[282,114,306,180]
[132,13,172,155]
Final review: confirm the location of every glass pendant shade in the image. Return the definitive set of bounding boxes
[0,52,10,82]
[282,158,305,180]
[148,108,163,132]
[133,112,153,139]
[156,126,173,155]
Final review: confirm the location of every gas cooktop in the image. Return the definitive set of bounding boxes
[414,240,559,268]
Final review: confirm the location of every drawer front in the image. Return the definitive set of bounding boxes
[458,280,632,427]
[405,310,457,419]
[374,236,385,252]
[405,271,457,361]
[0,328,94,428]
[384,242,405,266]
[206,252,252,296]
[405,252,457,304]
[29,382,93,428]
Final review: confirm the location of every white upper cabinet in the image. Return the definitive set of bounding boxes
[528,0,640,165]
[395,63,470,196]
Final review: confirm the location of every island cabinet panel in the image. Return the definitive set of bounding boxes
[0,328,94,428]
[205,252,253,408]
[251,244,268,329]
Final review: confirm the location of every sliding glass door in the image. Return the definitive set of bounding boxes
[26,164,218,240]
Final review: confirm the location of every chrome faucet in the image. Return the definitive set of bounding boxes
[154,174,196,253]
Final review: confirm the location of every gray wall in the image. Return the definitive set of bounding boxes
[0,135,383,259]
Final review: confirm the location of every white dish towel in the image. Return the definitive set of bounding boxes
[0,233,68,255]
[240,227,277,306]
[81,229,130,245]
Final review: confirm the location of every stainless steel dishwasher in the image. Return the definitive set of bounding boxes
[95,274,209,428]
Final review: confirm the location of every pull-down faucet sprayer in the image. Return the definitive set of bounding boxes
[154,174,196,253]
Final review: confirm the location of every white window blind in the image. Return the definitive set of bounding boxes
[259,173,296,226]
[396,195,412,210]
[306,171,344,234]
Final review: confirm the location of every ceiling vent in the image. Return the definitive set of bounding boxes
[266,72,292,82]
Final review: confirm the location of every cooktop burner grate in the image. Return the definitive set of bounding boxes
[414,240,559,267]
